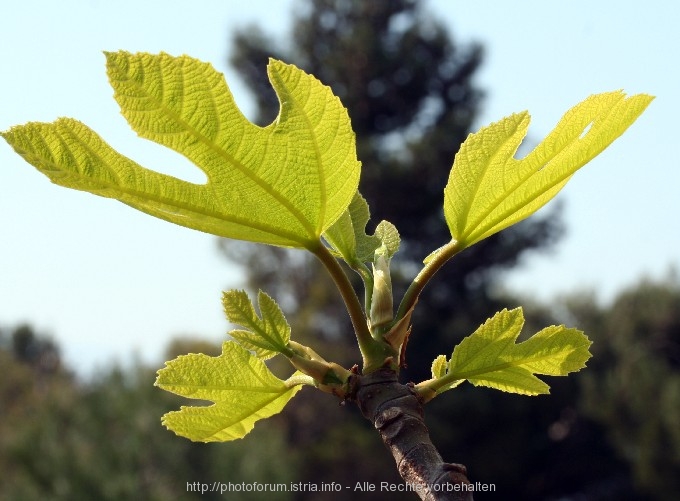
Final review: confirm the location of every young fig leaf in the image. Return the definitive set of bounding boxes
[324,191,381,264]
[156,341,303,442]
[1,51,361,249]
[222,289,291,359]
[424,308,591,397]
[324,190,401,266]
[444,91,653,248]
[374,220,400,259]
[431,354,448,379]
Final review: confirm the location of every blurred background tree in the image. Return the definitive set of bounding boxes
[0,326,296,500]
[564,272,680,501]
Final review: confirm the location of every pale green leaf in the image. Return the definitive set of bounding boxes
[324,191,380,263]
[374,220,400,258]
[431,354,448,379]
[444,91,653,248]
[323,190,400,265]
[222,289,290,359]
[1,51,360,248]
[156,341,303,442]
[440,308,592,396]
[428,354,464,393]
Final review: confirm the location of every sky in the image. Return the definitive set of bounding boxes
[1,0,678,376]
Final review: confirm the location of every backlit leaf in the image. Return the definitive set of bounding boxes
[222,289,290,359]
[1,51,360,249]
[434,308,592,396]
[324,191,380,264]
[444,91,653,248]
[374,220,400,259]
[324,191,400,267]
[431,354,448,379]
[156,341,303,442]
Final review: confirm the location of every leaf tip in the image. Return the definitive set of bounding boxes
[103,49,126,65]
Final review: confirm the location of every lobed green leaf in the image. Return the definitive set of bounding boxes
[324,192,377,263]
[222,289,291,359]
[156,341,303,442]
[444,91,653,248]
[432,308,592,396]
[1,51,361,249]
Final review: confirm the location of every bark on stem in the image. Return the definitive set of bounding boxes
[352,368,473,501]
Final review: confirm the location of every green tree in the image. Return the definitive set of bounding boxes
[0,328,296,500]
[564,274,680,500]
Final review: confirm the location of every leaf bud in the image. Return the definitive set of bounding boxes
[370,250,393,329]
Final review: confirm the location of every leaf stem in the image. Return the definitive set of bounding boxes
[416,358,525,400]
[394,239,462,324]
[310,242,376,363]
[355,262,374,318]
[414,375,461,403]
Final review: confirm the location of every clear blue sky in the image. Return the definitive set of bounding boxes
[1,0,677,376]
